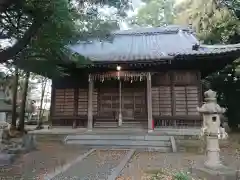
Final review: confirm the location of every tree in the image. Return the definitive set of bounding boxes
[175,0,240,44]
[36,76,48,129]
[18,71,30,132]
[130,0,175,27]
[11,66,18,128]
[0,0,130,65]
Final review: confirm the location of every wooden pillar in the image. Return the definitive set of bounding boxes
[197,71,203,105]
[87,74,93,130]
[147,72,153,133]
[73,87,79,128]
[170,72,176,127]
[118,79,123,126]
[49,83,55,125]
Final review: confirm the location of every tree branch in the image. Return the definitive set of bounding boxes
[0,17,43,63]
[0,0,18,13]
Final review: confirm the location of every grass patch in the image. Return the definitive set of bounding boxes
[145,168,203,180]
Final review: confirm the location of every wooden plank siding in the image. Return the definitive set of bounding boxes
[152,71,202,128]
[51,70,202,128]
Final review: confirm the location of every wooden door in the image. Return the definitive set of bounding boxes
[134,90,146,118]
[99,88,119,118]
[122,89,134,120]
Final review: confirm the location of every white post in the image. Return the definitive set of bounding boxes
[118,80,122,126]
[147,72,153,133]
[87,74,93,131]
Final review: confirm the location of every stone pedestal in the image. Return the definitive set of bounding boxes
[192,164,236,180]
[0,153,17,167]
[118,113,122,126]
[204,136,222,169]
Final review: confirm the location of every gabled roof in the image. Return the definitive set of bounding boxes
[69,25,240,62]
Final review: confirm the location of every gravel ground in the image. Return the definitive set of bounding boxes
[118,147,240,180]
[0,142,90,180]
[52,149,129,180]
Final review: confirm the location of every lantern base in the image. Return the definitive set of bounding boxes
[192,163,237,180]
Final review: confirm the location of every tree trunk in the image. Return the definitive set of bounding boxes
[18,71,30,132]
[36,78,47,129]
[11,67,19,128]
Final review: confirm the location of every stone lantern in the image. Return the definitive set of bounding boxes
[194,89,236,179]
[197,89,227,169]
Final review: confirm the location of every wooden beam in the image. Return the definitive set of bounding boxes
[73,87,79,127]
[49,83,55,124]
[87,74,93,130]
[170,72,176,116]
[147,72,153,132]
[170,71,176,127]
[197,71,203,105]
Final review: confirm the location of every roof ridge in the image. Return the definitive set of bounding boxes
[201,43,240,49]
[112,25,193,36]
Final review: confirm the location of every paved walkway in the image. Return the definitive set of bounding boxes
[0,142,90,180]
[50,149,135,180]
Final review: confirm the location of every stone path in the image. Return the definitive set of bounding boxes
[51,149,134,180]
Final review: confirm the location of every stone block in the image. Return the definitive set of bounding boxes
[192,164,237,180]
[3,147,26,154]
[0,153,17,166]
[22,134,37,151]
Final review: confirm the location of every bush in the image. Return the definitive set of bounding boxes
[174,172,191,180]
[149,169,195,180]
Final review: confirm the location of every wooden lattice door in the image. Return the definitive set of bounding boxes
[133,90,146,118]
[99,88,119,118]
[122,89,134,120]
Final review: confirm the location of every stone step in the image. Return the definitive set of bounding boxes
[65,134,170,141]
[34,134,66,142]
[64,134,172,152]
[94,121,147,128]
[94,122,118,128]
[66,139,171,147]
[80,145,172,152]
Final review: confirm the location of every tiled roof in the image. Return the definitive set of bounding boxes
[69,25,240,62]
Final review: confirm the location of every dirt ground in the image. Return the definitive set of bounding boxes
[118,134,240,180]
[1,133,240,180]
[0,141,90,180]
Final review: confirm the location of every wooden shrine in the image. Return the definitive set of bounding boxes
[50,26,240,131]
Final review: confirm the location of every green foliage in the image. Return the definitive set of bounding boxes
[173,172,191,180]
[149,169,192,180]
[0,0,127,77]
[130,0,175,27]
[175,0,240,44]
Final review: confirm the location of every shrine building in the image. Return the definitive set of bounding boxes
[49,25,240,132]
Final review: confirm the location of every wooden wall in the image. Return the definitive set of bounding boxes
[51,70,202,127]
[152,71,202,127]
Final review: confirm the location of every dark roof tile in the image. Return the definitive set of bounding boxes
[69,25,240,62]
